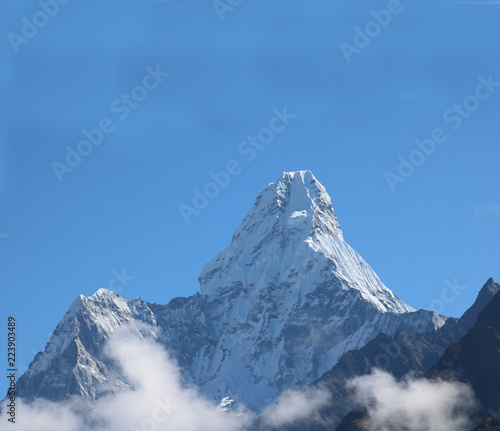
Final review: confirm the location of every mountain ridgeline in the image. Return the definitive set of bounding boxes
[16,171,445,413]
[333,280,500,431]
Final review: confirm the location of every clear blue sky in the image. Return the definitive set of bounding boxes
[1,0,499,394]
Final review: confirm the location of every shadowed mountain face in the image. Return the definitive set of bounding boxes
[15,171,443,412]
[426,285,500,422]
[248,278,499,430]
[459,278,500,332]
[474,413,500,431]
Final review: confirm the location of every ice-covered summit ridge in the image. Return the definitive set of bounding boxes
[233,170,343,243]
[198,170,411,315]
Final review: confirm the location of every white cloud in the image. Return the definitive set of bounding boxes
[260,386,331,428]
[348,369,478,431]
[1,326,252,431]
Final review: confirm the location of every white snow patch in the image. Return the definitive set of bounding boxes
[290,210,307,219]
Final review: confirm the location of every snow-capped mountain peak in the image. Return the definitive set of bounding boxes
[17,171,444,411]
[232,170,343,243]
[199,171,410,315]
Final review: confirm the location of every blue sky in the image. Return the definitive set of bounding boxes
[1,0,499,394]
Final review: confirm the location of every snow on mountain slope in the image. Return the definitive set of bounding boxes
[16,289,158,401]
[16,171,445,411]
[200,171,408,313]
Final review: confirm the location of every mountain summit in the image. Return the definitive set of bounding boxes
[16,171,444,411]
[232,170,344,244]
[201,171,412,314]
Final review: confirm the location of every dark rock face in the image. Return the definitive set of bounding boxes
[459,278,499,332]
[335,407,371,431]
[426,288,500,422]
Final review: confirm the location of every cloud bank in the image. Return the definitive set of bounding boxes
[1,328,251,431]
[260,386,331,428]
[348,369,478,431]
